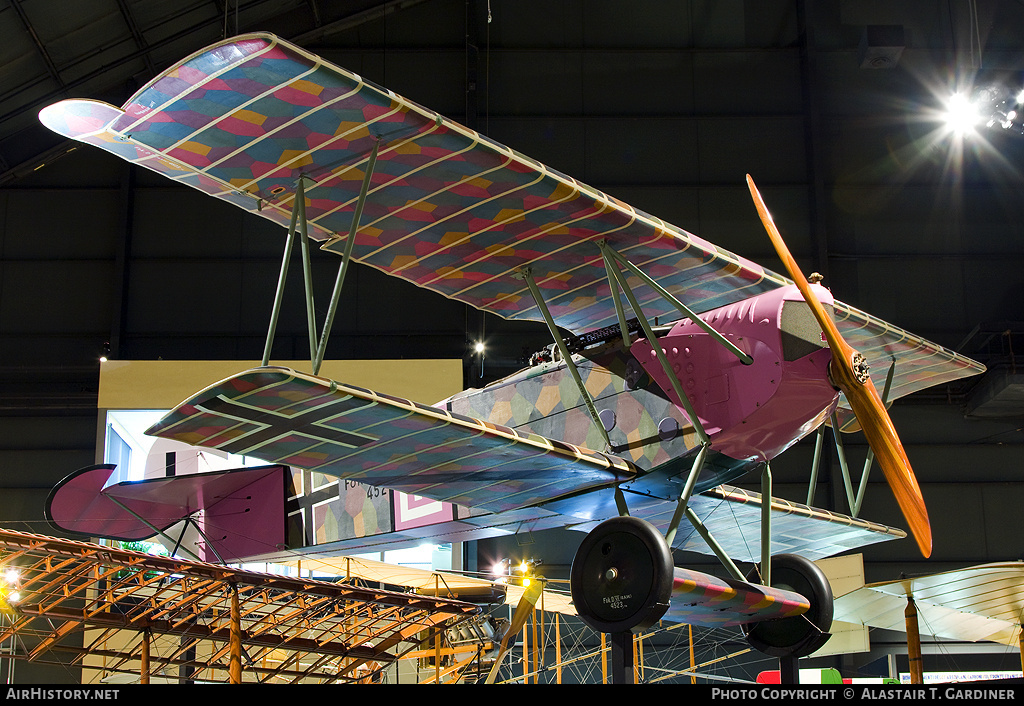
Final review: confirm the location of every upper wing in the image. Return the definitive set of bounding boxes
[38,32,983,406]
[35,31,783,333]
[834,303,983,423]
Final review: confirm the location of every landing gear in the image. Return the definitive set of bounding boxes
[570,516,674,634]
[742,553,833,662]
[570,516,674,684]
[570,522,833,684]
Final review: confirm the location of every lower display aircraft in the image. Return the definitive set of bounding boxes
[40,33,984,677]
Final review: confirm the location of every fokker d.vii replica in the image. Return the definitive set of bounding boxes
[40,33,984,677]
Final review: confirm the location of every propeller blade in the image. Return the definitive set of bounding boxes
[842,378,931,556]
[484,580,544,684]
[746,175,932,558]
[836,358,895,434]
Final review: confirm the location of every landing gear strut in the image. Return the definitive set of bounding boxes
[569,517,673,683]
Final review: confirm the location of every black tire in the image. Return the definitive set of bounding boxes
[742,553,834,658]
[569,516,673,634]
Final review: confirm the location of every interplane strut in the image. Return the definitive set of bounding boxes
[262,140,381,375]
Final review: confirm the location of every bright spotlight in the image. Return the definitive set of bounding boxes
[943,92,981,136]
[473,341,485,354]
[943,84,1024,138]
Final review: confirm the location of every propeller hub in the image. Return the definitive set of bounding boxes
[828,351,871,389]
[852,352,870,384]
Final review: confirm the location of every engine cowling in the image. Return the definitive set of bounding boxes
[630,284,840,462]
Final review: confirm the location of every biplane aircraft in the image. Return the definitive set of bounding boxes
[40,33,985,669]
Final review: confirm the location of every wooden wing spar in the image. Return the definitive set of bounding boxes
[38,32,983,422]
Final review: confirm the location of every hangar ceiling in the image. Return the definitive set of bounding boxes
[0,0,1022,682]
[1,1,1022,374]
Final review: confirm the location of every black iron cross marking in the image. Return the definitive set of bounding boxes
[285,469,342,548]
[199,392,379,459]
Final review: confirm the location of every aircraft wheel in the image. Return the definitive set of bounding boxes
[742,553,833,658]
[569,516,673,634]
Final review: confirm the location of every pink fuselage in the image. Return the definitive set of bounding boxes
[630,284,840,463]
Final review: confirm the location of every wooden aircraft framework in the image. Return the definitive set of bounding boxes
[0,528,479,683]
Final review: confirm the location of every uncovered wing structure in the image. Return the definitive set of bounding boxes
[278,554,576,620]
[833,562,1024,648]
[40,33,985,649]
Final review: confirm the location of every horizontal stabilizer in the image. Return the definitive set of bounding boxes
[45,463,287,562]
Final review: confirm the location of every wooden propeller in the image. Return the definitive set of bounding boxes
[746,175,932,558]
